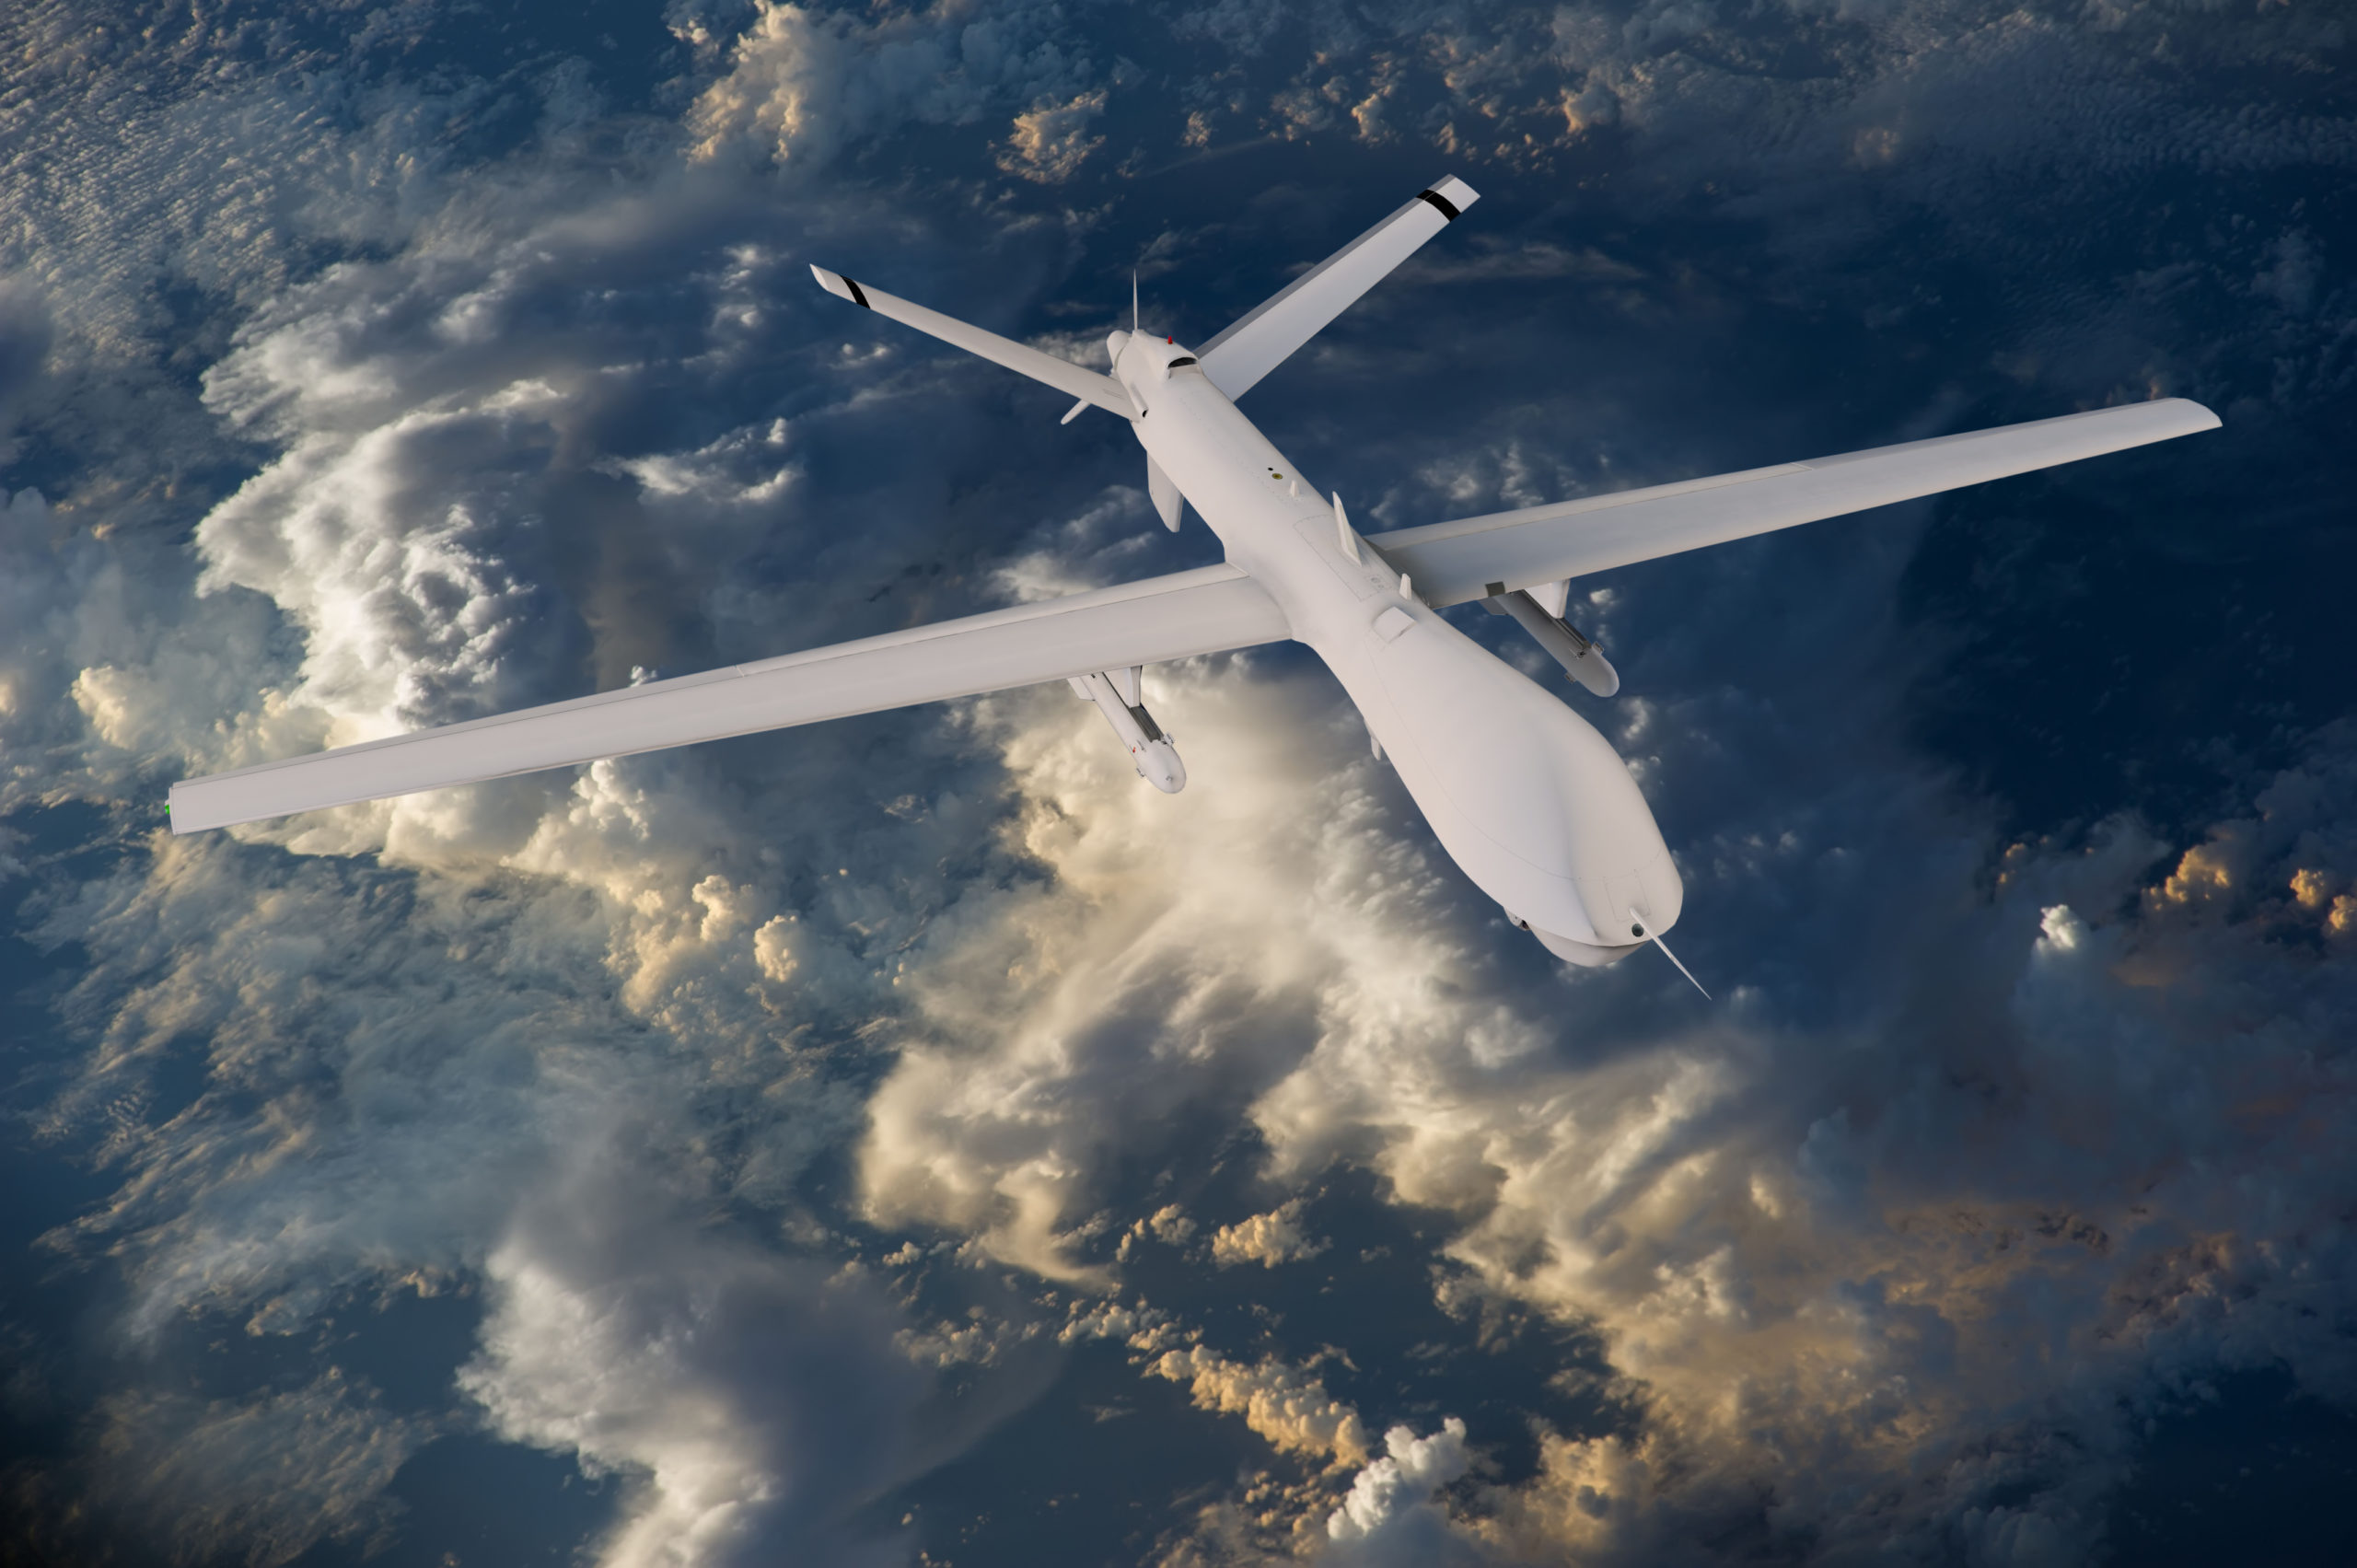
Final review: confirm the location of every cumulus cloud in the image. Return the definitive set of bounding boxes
[9,98,1011,1568]
[1325,1418,1473,1559]
[687,1,1100,170]
[1146,1343,1370,1467]
[1149,1203,1197,1244]
[1057,1293,1375,1485]
[1242,725,2357,1561]
[836,450,2357,1563]
[17,805,946,1567]
[7,2,2355,1565]
[192,389,568,750]
[459,1141,930,1567]
[6,13,1329,1561]
[853,657,1497,1280]
[1209,1198,1329,1269]
[996,89,1110,183]
[1031,711,2357,1557]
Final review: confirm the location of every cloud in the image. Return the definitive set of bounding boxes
[686,1,1100,171]
[1168,0,1292,58]
[1208,1198,1329,1269]
[6,20,1149,1562]
[70,1372,432,1567]
[836,464,2357,1562]
[191,390,571,753]
[1325,1418,1474,1562]
[458,1138,930,1568]
[997,88,1110,183]
[1149,1203,1197,1244]
[17,806,953,1566]
[1262,726,2357,1561]
[1041,715,2357,1551]
[1057,1294,1375,1490]
[0,0,523,527]
[0,274,51,459]
[1145,1343,1369,1467]
[853,657,1501,1281]
[27,830,666,1338]
[6,3,2355,1565]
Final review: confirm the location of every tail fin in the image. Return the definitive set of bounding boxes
[812,266,1137,420]
[1195,176,1478,401]
[1147,457,1183,531]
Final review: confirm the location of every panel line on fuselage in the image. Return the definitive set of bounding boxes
[1113,334,1678,955]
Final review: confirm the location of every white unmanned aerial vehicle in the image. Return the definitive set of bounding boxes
[171,178,2218,973]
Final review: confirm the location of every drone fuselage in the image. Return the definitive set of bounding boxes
[1115,331,1680,960]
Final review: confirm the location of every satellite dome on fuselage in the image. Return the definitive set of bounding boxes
[1112,331,1200,396]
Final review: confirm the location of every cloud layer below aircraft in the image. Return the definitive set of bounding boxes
[2,2,2351,1564]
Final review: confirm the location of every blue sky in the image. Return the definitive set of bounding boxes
[3,2,2353,1564]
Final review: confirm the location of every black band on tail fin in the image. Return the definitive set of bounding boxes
[844,277,871,309]
[1416,188,1461,221]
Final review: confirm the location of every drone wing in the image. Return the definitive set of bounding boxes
[168,565,1288,832]
[810,266,1139,418]
[1365,399,2221,608]
[1197,177,1479,401]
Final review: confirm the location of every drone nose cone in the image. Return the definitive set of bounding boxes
[1531,923,1642,967]
[1501,912,1642,968]
[1591,852,1683,947]
[1355,610,1678,948]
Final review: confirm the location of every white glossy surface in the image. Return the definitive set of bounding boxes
[174,180,2222,969]
[1114,329,1678,947]
[1371,399,2223,608]
[1146,456,1183,531]
[1074,670,1186,793]
[1197,176,1478,400]
[168,565,1281,831]
[1497,589,1619,698]
[809,265,1137,419]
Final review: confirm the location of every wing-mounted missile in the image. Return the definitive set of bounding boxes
[1068,667,1186,792]
[1482,582,1619,697]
